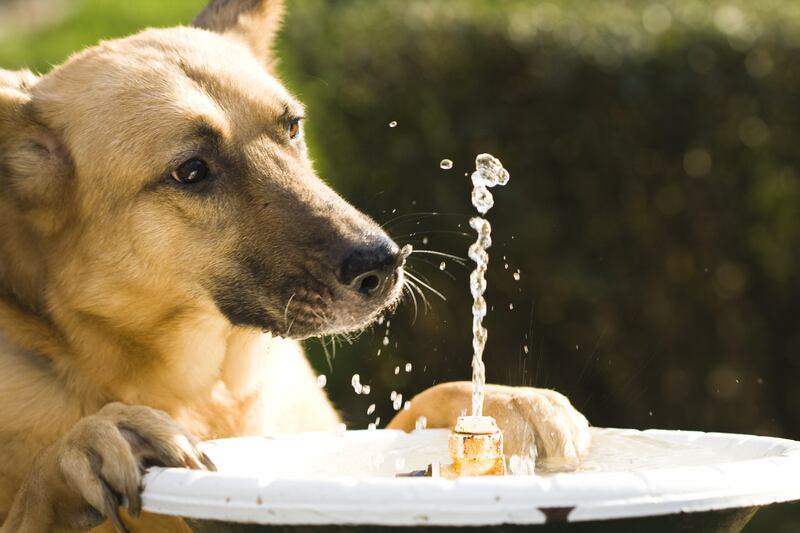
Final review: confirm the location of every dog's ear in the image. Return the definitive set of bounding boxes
[0,70,72,230]
[193,0,285,68]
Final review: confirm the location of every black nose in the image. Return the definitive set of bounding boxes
[339,240,403,296]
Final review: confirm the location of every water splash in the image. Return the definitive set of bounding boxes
[468,154,510,417]
[351,374,363,395]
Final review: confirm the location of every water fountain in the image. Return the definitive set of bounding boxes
[141,155,800,532]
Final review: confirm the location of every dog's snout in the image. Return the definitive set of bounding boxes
[339,240,403,296]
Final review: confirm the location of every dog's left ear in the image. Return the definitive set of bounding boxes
[193,0,285,68]
[0,70,72,233]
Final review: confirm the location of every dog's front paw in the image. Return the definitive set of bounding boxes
[484,386,590,461]
[389,382,590,464]
[28,403,214,532]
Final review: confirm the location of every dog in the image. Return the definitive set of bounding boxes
[0,1,590,531]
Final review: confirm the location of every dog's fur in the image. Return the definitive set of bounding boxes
[0,1,590,531]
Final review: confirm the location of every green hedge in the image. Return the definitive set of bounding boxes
[280,7,800,526]
[279,0,800,442]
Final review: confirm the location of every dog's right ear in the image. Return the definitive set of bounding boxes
[193,0,285,69]
[0,69,72,230]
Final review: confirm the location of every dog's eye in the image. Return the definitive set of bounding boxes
[288,117,301,140]
[171,159,210,184]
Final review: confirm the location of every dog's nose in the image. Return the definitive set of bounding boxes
[339,239,407,296]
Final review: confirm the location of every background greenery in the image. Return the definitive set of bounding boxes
[2,0,799,530]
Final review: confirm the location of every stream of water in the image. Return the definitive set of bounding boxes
[468,154,510,417]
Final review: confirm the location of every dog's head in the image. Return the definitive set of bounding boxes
[0,0,407,339]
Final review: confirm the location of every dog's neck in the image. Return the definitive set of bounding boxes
[0,206,286,437]
[0,253,270,437]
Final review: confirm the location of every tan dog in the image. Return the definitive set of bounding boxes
[0,1,590,531]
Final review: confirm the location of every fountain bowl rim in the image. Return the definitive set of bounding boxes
[141,427,800,526]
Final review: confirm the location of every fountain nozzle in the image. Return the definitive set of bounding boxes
[441,416,506,479]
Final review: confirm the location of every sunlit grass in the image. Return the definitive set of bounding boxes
[0,0,202,73]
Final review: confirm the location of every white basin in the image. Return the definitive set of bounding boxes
[141,427,800,530]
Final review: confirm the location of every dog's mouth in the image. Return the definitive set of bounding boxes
[212,242,410,339]
[278,255,408,339]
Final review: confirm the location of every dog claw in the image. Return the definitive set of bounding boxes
[127,484,142,518]
[200,451,217,471]
[100,477,129,533]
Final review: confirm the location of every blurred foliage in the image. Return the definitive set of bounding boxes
[2,1,800,530]
[0,0,198,71]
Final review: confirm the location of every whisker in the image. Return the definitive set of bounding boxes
[406,267,437,289]
[391,229,472,240]
[402,280,419,323]
[319,337,333,372]
[410,249,467,265]
[408,257,458,280]
[283,293,296,334]
[404,270,447,302]
[381,211,470,230]
[405,277,432,311]
[381,211,441,229]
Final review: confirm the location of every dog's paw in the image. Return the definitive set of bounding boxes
[389,382,590,463]
[53,403,214,532]
[485,386,590,461]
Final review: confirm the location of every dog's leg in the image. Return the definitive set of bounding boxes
[1,403,214,533]
[388,382,591,459]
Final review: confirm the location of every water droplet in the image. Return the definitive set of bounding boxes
[382,336,389,346]
[513,271,521,281]
[509,303,514,310]
[389,121,397,128]
[649,411,654,416]
[368,423,376,431]
[471,186,494,214]
[316,374,327,388]
[394,366,400,375]
[367,404,376,415]
[439,261,446,270]
[351,374,363,394]
[439,159,453,170]
[422,237,429,245]
[403,401,411,410]
[523,345,529,354]
[393,393,403,411]
[405,363,412,372]
[504,263,509,269]
[376,349,381,356]
[362,385,371,395]
[377,315,384,325]
[390,391,397,401]
[415,416,428,430]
